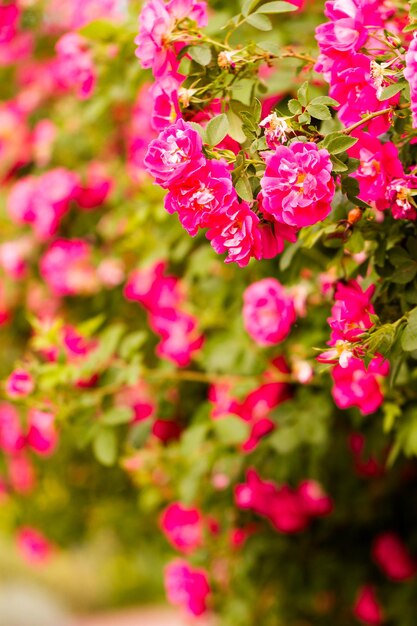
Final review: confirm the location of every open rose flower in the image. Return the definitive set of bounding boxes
[243,278,296,346]
[164,558,210,616]
[261,141,334,229]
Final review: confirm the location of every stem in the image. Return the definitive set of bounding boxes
[342,107,393,134]
[279,50,317,65]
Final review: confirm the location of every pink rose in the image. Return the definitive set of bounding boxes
[6,368,34,398]
[243,278,296,346]
[261,142,334,229]
[160,502,203,553]
[331,355,389,415]
[372,533,416,582]
[164,558,210,616]
[16,527,53,565]
[144,118,205,188]
[55,32,96,99]
[353,585,384,626]
[40,238,97,296]
[27,409,58,456]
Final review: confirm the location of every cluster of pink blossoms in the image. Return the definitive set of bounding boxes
[243,278,296,346]
[55,33,96,100]
[319,280,389,415]
[145,119,293,266]
[315,0,400,132]
[0,402,57,497]
[209,356,290,452]
[235,469,332,534]
[124,259,204,367]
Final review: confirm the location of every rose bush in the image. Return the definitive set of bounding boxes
[2,0,417,624]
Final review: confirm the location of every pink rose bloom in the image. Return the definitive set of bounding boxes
[404,33,417,128]
[328,279,375,345]
[55,32,96,99]
[164,558,210,616]
[166,159,236,236]
[329,53,395,134]
[206,201,264,267]
[353,585,384,626]
[124,261,182,311]
[160,502,203,553]
[7,168,79,240]
[348,132,403,210]
[0,3,19,44]
[16,527,53,565]
[8,453,36,494]
[0,2,33,67]
[372,533,416,582]
[386,176,417,221]
[261,142,334,229]
[40,238,96,296]
[144,118,205,188]
[152,418,182,442]
[135,0,207,77]
[297,480,333,517]
[27,409,58,456]
[75,162,113,209]
[243,278,296,346]
[331,355,389,415]
[0,236,32,279]
[235,469,311,534]
[0,403,24,454]
[151,308,204,367]
[149,71,183,130]
[6,369,34,398]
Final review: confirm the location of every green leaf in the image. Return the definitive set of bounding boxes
[330,154,348,172]
[288,99,302,114]
[93,429,117,466]
[242,0,261,16]
[79,19,121,40]
[255,1,297,13]
[402,308,417,352]
[306,103,331,120]
[226,109,247,143]
[246,13,273,30]
[188,45,212,66]
[378,81,406,101]
[298,111,311,124]
[213,416,250,445]
[235,175,253,201]
[101,406,134,425]
[257,40,280,55]
[119,331,147,360]
[323,133,358,154]
[205,113,230,146]
[297,81,309,107]
[309,96,339,106]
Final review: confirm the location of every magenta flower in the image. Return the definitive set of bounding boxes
[135,0,207,77]
[386,176,417,221]
[353,585,384,626]
[329,53,395,134]
[164,558,210,616]
[16,527,53,565]
[348,132,403,210]
[261,142,334,229]
[166,159,236,236]
[27,409,58,456]
[55,32,96,99]
[243,278,296,346]
[0,403,25,454]
[404,33,417,128]
[144,118,205,188]
[160,502,203,553]
[6,369,34,398]
[124,261,181,312]
[331,355,389,415]
[7,168,79,240]
[328,279,375,345]
[151,308,204,367]
[40,238,96,297]
[206,201,288,266]
[76,162,113,210]
[8,453,36,494]
[372,533,416,582]
[149,71,183,131]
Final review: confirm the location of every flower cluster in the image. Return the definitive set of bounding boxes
[124,259,204,366]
